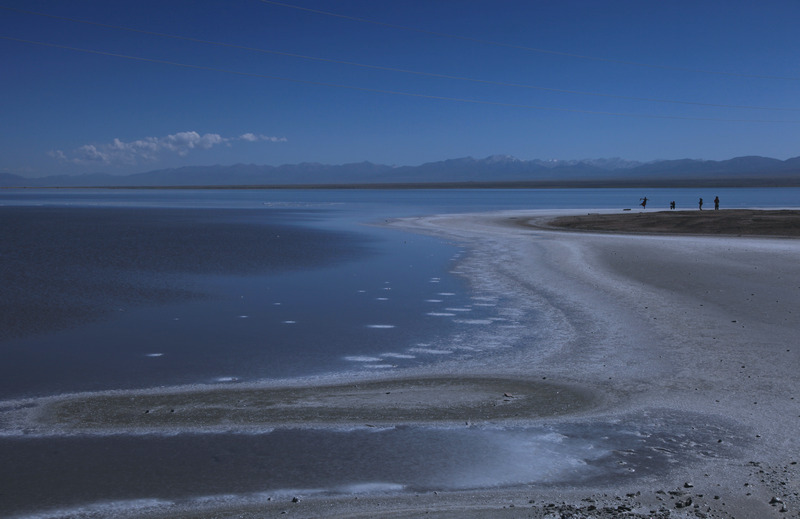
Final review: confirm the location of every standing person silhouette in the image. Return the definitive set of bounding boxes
[640,197,648,209]
[714,196,720,210]
[670,201,676,210]
[699,198,703,211]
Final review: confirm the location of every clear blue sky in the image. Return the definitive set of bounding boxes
[2,0,799,177]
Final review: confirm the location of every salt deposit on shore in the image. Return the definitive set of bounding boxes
[378,209,799,518]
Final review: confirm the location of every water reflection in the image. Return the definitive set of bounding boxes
[0,410,746,517]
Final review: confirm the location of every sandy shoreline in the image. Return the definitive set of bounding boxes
[2,209,799,518]
[540,209,800,237]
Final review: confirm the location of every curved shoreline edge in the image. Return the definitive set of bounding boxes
[2,208,799,518]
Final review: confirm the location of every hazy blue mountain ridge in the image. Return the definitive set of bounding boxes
[2,155,799,187]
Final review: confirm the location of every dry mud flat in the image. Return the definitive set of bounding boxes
[542,209,800,237]
[2,209,800,518]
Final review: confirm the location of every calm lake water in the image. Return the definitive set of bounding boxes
[1,187,798,399]
[0,187,794,517]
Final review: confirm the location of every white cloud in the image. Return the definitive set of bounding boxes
[239,133,288,143]
[51,131,287,166]
[161,131,224,154]
[75,144,111,163]
[47,150,68,161]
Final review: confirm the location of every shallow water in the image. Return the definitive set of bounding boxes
[0,410,747,518]
[0,204,482,398]
[4,187,797,399]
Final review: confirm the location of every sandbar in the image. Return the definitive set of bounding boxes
[8,377,593,435]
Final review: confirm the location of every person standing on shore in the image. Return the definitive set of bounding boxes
[640,197,648,209]
[714,196,720,210]
[670,201,676,210]
[699,198,703,210]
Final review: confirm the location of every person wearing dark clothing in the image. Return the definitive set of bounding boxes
[699,198,703,210]
[640,197,648,209]
[670,201,676,210]
[714,196,720,210]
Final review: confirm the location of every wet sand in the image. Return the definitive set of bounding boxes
[9,377,594,435]
[2,209,799,518]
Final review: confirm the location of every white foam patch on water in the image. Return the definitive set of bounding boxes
[375,297,389,301]
[425,299,443,303]
[144,353,163,357]
[12,498,174,519]
[237,315,249,319]
[498,323,525,329]
[213,376,238,383]
[272,302,282,305]
[338,482,405,493]
[183,488,329,509]
[450,345,478,352]
[364,364,395,369]
[473,302,497,307]
[445,307,472,312]
[343,356,382,362]
[283,320,296,324]
[380,353,416,359]
[366,324,395,329]
[439,428,608,489]
[453,319,493,325]
[427,312,456,317]
[438,292,456,296]
[409,347,453,355]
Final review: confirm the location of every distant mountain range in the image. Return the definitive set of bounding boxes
[3,155,800,188]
